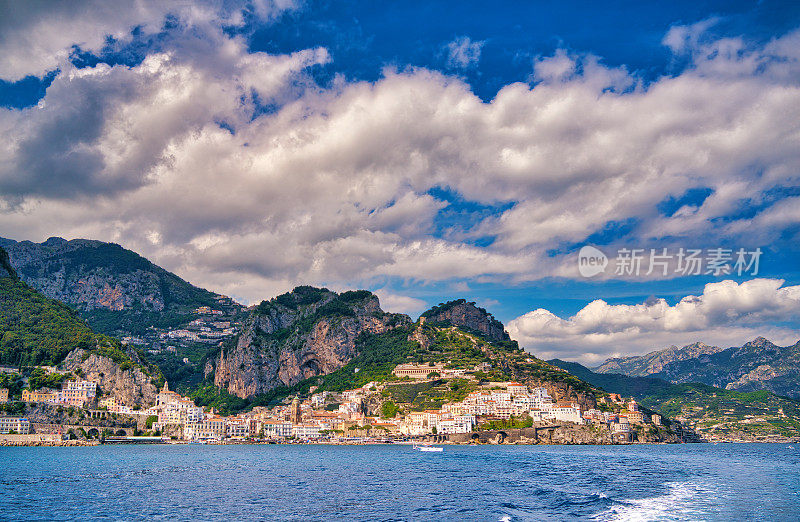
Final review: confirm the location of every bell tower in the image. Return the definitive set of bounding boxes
[290,396,302,424]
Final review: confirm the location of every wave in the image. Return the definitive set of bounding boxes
[593,481,715,521]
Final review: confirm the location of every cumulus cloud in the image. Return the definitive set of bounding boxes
[662,18,720,54]
[373,288,428,317]
[507,279,800,364]
[0,16,799,305]
[445,36,484,69]
[0,0,296,81]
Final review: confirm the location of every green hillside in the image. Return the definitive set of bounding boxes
[550,359,800,439]
[195,313,598,414]
[1,237,232,337]
[0,246,149,371]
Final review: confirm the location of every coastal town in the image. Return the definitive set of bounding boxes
[0,358,667,445]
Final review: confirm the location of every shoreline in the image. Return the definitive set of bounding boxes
[4,437,798,447]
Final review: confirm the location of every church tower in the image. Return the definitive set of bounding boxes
[290,396,302,424]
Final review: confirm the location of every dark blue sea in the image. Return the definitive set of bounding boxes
[1,443,799,521]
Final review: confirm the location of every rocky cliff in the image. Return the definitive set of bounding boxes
[61,348,160,407]
[0,236,229,336]
[420,299,510,342]
[0,246,15,278]
[210,287,410,398]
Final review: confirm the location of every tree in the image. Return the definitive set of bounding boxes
[381,400,399,418]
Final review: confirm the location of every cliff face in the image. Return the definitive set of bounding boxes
[61,349,159,407]
[0,246,15,278]
[0,237,226,335]
[421,299,510,342]
[211,287,409,398]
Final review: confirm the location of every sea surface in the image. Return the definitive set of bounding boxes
[1,443,799,521]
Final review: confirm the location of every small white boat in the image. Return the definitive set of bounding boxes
[414,444,443,452]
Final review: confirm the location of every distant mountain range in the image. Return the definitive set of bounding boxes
[595,337,800,399]
[550,359,800,441]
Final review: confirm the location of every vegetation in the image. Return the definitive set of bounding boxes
[189,383,250,416]
[550,358,800,438]
[386,378,479,411]
[481,415,534,430]
[9,240,224,337]
[0,401,26,415]
[0,276,127,367]
[420,299,477,318]
[252,287,386,353]
[0,254,157,377]
[0,372,23,399]
[381,400,399,418]
[28,368,72,391]
[0,247,15,277]
[292,326,419,394]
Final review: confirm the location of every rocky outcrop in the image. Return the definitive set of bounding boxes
[0,246,15,278]
[526,378,597,412]
[61,349,159,406]
[420,299,510,342]
[211,287,410,398]
[0,236,224,322]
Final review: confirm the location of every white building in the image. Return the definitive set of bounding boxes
[436,415,476,434]
[64,380,97,397]
[261,421,292,438]
[550,402,583,423]
[227,418,251,438]
[507,383,528,396]
[0,417,29,434]
[292,424,322,439]
[184,417,226,440]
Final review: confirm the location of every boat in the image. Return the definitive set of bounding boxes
[413,444,443,452]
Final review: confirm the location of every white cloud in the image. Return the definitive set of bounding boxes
[507,279,800,364]
[373,288,428,317]
[662,18,720,54]
[0,1,298,81]
[445,36,484,69]
[1,18,799,305]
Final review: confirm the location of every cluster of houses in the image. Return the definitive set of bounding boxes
[1,361,663,442]
[583,394,662,435]
[125,298,244,351]
[20,380,98,407]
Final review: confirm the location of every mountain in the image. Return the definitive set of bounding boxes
[595,337,800,399]
[420,299,510,342]
[0,246,160,405]
[208,287,411,398]
[205,288,600,415]
[0,236,241,337]
[595,342,725,376]
[550,359,800,441]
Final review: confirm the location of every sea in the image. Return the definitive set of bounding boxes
[1,443,798,521]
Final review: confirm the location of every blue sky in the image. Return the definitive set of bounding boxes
[0,0,799,362]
